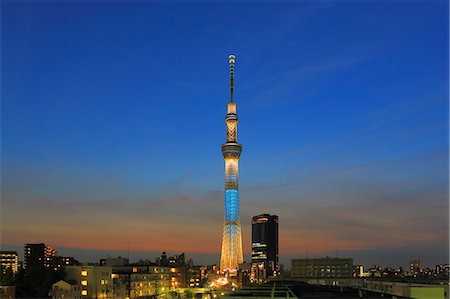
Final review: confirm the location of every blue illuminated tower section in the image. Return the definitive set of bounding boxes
[220,55,243,271]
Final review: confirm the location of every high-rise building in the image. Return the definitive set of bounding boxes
[0,251,19,274]
[24,243,57,269]
[25,243,45,269]
[251,214,279,281]
[220,55,244,272]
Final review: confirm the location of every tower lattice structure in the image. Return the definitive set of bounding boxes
[220,55,243,271]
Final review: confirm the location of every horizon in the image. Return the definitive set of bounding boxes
[1,243,445,271]
[1,0,448,272]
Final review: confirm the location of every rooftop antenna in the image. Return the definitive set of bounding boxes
[229,54,235,102]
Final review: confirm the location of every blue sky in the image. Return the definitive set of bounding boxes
[1,0,448,268]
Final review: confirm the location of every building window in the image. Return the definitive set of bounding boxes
[81,290,88,296]
[81,271,88,276]
[81,280,88,286]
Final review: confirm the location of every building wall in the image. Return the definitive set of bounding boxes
[363,280,448,299]
[65,266,113,299]
[24,243,57,269]
[0,286,15,299]
[51,280,81,299]
[409,260,423,276]
[291,258,353,278]
[64,265,173,299]
[115,266,171,298]
[24,243,45,269]
[0,252,18,274]
[251,214,279,280]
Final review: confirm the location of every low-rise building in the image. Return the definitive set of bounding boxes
[409,260,423,276]
[63,264,171,299]
[50,256,80,270]
[51,280,81,299]
[65,266,113,298]
[352,265,364,278]
[291,257,353,278]
[112,265,171,298]
[0,286,15,299]
[156,252,188,288]
[435,264,449,278]
[238,262,251,287]
[362,279,449,299]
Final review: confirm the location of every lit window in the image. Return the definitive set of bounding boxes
[81,290,88,296]
[81,280,88,286]
[101,279,105,285]
[81,271,88,276]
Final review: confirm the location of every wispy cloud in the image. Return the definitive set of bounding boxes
[244,57,361,109]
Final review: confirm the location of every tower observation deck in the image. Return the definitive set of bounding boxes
[220,55,243,272]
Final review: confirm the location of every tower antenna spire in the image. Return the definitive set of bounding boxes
[229,54,235,102]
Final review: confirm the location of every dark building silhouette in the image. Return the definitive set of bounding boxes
[251,214,279,280]
[24,243,44,269]
[291,257,353,278]
[156,252,185,267]
[24,243,77,271]
[49,256,80,270]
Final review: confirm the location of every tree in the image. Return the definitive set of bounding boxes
[15,266,65,298]
[0,266,14,286]
[184,290,193,299]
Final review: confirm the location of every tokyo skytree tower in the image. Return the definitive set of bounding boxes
[220,55,243,271]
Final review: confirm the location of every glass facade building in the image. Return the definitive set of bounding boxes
[251,214,279,278]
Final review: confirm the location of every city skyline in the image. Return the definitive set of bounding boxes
[1,1,448,269]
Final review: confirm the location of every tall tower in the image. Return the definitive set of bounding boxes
[220,54,244,271]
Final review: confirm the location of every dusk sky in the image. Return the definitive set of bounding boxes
[1,1,448,269]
